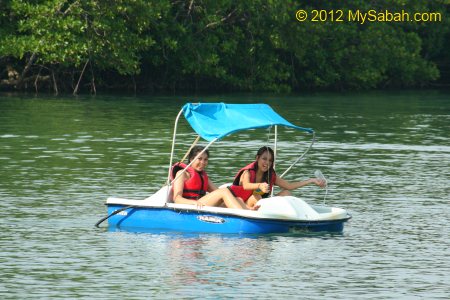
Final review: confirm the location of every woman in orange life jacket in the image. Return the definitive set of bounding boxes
[229,146,326,209]
[172,146,249,209]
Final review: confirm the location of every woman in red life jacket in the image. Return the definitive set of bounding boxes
[172,146,249,209]
[229,146,326,209]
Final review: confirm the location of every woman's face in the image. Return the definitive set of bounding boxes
[190,152,209,172]
[256,151,273,172]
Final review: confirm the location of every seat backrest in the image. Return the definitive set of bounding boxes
[143,185,173,206]
[166,186,174,203]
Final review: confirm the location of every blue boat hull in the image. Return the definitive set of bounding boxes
[107,205,350,234]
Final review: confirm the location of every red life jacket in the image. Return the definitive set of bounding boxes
[229,161,276,201]
[171,162,209,200]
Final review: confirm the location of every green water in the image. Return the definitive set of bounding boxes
[1,91,449,299]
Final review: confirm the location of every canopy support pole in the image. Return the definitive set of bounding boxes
[270,125,278,197]
[166,107,219,204]
[167,109,184,186]
[180,135,201,163]
[279,131,316,178]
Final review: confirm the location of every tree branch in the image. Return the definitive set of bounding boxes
[204,9,237,29]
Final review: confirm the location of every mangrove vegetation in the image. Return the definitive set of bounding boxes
[0,0,449,94]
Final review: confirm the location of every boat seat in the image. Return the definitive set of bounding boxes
[143,185,173,206]
[166,187,174,203]
[218,183,232,189]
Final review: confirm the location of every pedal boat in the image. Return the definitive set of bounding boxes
[98,103,351,234]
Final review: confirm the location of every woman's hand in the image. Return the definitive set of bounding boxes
[250,204,260,211]
[196,199,206,209]
[257,182,270,193]
[311,178,326,188]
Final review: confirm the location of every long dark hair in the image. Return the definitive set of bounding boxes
[188,146,209,162]
[255,146,275,183]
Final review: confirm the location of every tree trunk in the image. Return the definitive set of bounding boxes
[52,69,59,95]
[73,59,89,95]
[17,52,38,88]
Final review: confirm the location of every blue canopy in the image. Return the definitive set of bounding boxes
[182,103,313,141]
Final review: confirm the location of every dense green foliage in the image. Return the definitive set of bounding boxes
[0,0,449,94]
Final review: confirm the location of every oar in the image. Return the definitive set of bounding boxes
[95,205,135,228]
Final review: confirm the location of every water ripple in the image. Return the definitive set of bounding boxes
[0,93,449,299]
